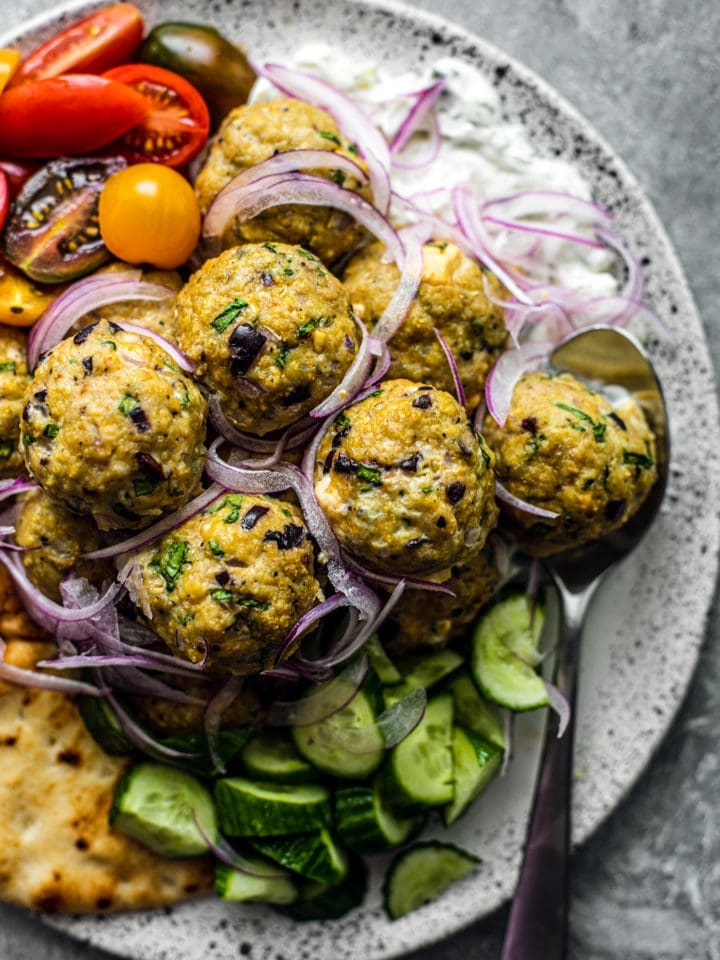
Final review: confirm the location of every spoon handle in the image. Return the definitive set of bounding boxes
[501,584,592,960]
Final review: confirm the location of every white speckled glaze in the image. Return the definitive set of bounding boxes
[2,0,719,957]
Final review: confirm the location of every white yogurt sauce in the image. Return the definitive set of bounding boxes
[251,44,617,296]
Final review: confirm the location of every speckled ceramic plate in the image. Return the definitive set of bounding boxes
[3,0,719,957]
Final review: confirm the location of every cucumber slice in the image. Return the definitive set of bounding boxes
[443,726,503,826]
[159,728,254,778]
[490,592,545,665]
[216,859,298,904]
[384,649,464,707]
[78,695,135,756]
[292,685,384,780]
[275,855,368,921]
[471,595,549,711]
[383,692,454,809]
[110,762,217,858]
[335,777,422,854]
[240,730,315,783]
[214,778,331,837]
[445,671,506,748]
[383,842,480,920]
[250,828,348,884]
[366,635,402,685]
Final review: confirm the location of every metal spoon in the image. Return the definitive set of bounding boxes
[501,325,669,960]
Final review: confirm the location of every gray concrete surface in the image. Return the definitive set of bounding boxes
[0,0,718,958]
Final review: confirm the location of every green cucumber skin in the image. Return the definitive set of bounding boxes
[214,778,332,837]
[445,671,506,749]
[159,729,254,778]
[250,828,349,885]
[240,730,315,784]
[335,782,422,854]
[383,649,464,707]
[442,726,503,827]
[383,841,480,920]
[215,862,298,904]
[78,696,135,756]
[274,855,368,922]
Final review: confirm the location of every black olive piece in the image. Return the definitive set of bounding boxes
[260,271,274,286]
[333,453,357,475]
[21,402,32,422]
[406,536,431,549]
[460,350,474,361]
[436,516,447,528]
[343,334,355,352]
[215,570,231,586]
[33,389,47,402]
[446,482,467,504]
[609,412,627,431]
[82,356,93,375]
[107,321,121,334]
[399,454,420,472]
[323,449,336,474]
[264,524,305,550]
[521,417,538,435]
[412,393,433,410]
[136,452,165,481]
[74,324,99,345]
[605,499,627,521]
[281,385,311,407]
[228,323,267,377]
[129,405,150,433]
[241,505,269,530]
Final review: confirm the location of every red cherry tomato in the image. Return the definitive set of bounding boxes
[0,158,39,200]
[102,63,210,168]
[0,170,9,233]
[0,74,149,158]
[9,3,144,87]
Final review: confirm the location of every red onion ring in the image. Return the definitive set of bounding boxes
[204,675,245,774]
[0,637,106,697]
[390,79,445,154]
[391,110,442,172]
[343,552,456,596]
[275,593,355,665]
[308,319,375,419]
[192,815,287,879]
[485,341,553,426]
[433,327,466,408]
[104,689,202,761]
[27,272,174,368]
[0,477,38,505]
[111,321,194,373]
[544,680,571,738]
[268,652,369,727]
[482,215,605,250]
[481,190,612,225]
[372,229,424,342]
[494,480,560,520]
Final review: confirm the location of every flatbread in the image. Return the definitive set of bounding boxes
[0,565,214,913]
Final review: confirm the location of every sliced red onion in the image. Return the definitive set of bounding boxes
[209,396,319,456]
[0,477,38,505]
[192,816,286,879]
[482,215,605,250]
[495,480,560,520]
[111,322,194,373]
[268,652,368,727]
[343,551,455,596]
[596,227,643,305]
[392,110,442,172]
[485,341,553,426]
[342,685,427,753]
[257,62,392,212]
[105,690,202,761]
[433,327,466,408]
[27,272,174,369]
[0,637,105,697]
[481,190,612,225]
[544,680,571,738]
[275,593,355,665]
[37,653,209,683]
[372,229,424,342]
[390,79,445,154]
[82,484,225,561]
[205,676,245,774]
[203,173,403,265]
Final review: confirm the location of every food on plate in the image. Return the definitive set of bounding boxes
[0,324,29,477]
[14,488,113,601]
[79,263,182,341]
[483,371,658,554]
[313,379,498,575]
[194,98,369,264]
[20,319,207,529]
[126,493,323,673]
[174,242,359,434]
[0,257,66,326]
[343,240,508,410]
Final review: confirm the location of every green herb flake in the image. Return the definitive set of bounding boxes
[297,317,325,339]
[368,389,384,398]
[275,344,292,370]
[208,539,225,557]
[235,597,270,612]
[22,433,35,446]
[318,129,341,145]
[211,298,249,334]
[623,449,656,470]
[149,539,190,592]
[420,485,434,494]
[331,169,346,185]
[525,433,546,461]
[133,476,156,497]
[281,508,292,518]
[0,441,12,459]
[101,339,117,350]
[207,493,245,524]
[554,402,607,443]
[283,267,294,277]
[210,588,235,602]
[356,464,382,486]
[180,388,190,409]
[118,394,138,416]
[582,477,595,491]
[176,612,192,627]
[335,413,351,431]
[42,422,59,439]
[347,143,359,156]
[297,249,318,262]
[0,361,17,373]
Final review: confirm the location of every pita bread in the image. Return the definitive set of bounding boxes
[0,565,213,913]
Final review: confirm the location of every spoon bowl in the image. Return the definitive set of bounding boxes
[501,325,669,960]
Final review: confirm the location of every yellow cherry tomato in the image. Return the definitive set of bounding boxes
[0,50,21,94]
[0,257,67,326]
[98,163,200,269]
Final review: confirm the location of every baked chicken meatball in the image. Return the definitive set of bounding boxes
[195,98,368,265]
[20,320,207,531]
[127,493,323,675]
[0,325,30,478]
[314,379,498,576]
[483,371,658,554]
[132,677,265,737]
[174,243,358,435]
[79,264,183,343]
[14,488,114,602]
[380,542,501,655]
[343,240,508,410]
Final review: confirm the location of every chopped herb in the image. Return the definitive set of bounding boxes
[101,339,117,350]
[210,588,235,602]
[275,344,292,369]
[347,143,359,156]
[582,478,595,491]
[42,422,59,439]
[283,267,294,276]
[420,485,434,494]
[208,539,224,557]
[318,129,341,145]
[118,394,138,416]
[0,361,16,373]
[297,317,325,338]
[331,169,346,185]
[525,433,546,460]
[22,433,35,446]
[478,437,492,468]
[554,402,607,442]
[623,450,655,469]
[281,508,292,518]
[335,413,351,431]
[211,298,249,334]
[0,441,12,459]
[263,242,278,253]
[368,389,383,398]
[180,388,190,408]
[236,597,270,611]
[149,539,190,591]
[297,249,317,261]
[176,612,192,627]
[356,464,382,486]
[133,476,156,497]
[214,493,245,524]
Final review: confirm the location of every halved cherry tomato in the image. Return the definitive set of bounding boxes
[98,163,201,269]
[0,159,40,200]
[0,256,67,326]
[102,64,210,168]
[0,170,9,234]
[0,50,20,94]
[9,4,143,87]
[0,74,149,158]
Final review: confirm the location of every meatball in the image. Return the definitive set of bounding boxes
[14,489,115,602]
[483,371,658,554]
[132,677,265,737]
[314,379,498,576]
[79,264,183,342]
[343,241,508,410]
[380,542,501,655]
[21,320,207,531]
[194,98,368,265]
[127,493,323,675]
[174,243,358,435]
[0,326,30,478]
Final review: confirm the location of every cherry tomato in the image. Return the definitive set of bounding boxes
[98,164,201,269]
[0,256,67,326]
[103,64,210,168]
[0,50,20,93]
[0,159,40,200]
[0,74,149,158]
[0,170,8,234]
[9,4,143,87]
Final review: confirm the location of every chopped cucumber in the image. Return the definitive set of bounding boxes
[250,828,348,884]
[159,728,254,778]
[240,730,315,783]
[292,684,384,779]
[110,762,217,858]
[366,635,402,685]
[490,592,545,666]
[471,594,549,711]
[445,671,506,748]
[78,695,135,756]
[214,778,331,837]
[216,859,298,904]
[275,855,368,921]
[384,649,464,707]
[383,842,480,919]
[443,726,503,826]
[335,777,423,854]
[383,692,454,810]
